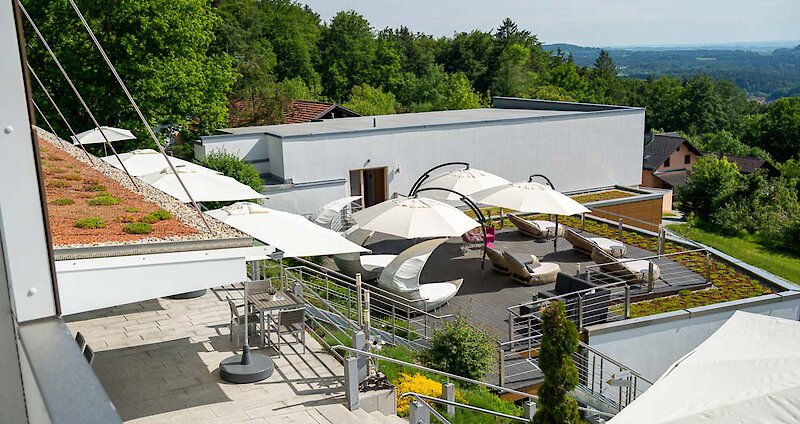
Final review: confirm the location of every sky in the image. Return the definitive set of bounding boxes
[296,0,800,47]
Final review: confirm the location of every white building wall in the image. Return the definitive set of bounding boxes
[198,133,271,175]
[275,112,643,215]
[586,292,800,382]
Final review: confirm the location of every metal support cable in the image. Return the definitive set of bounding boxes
[17,1,136,187]
[65,0,212,233]
[26,62,94,164]
[30,99,59,143]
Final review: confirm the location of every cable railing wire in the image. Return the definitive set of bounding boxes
[26,62,94,164]
[30,99,60,145]
[18,1,137,188]
[64,0,213,233]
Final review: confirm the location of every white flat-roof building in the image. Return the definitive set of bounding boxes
[197,97,646,215]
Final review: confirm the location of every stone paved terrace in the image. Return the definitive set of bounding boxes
[65,286,401,424]
[354,226,706,340]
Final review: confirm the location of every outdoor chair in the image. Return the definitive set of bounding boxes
[502,251,561,286]
[267,307,306,354]
[83,345,94,365]
[75,331,86,352]
[227,297,261,346]
[461,227,484,253]
[486,246,537,274]
[565,228,627,258]
[508,213,565,240]
[591,247,661,284]
[332,226,394,280]
[377,238,463,312]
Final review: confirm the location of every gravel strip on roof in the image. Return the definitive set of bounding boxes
[36,127,248,248]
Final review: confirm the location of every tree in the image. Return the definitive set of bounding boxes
[342,84,397,116]
[677,155,742,220]
[439,30,494,93]
[532,301,580,424]
[441,72,487,110]
[691,131,771,160]
[27,0,236,143]
[198,150,263,193]
[591,49,621,102]
[744,97,800,162]
[318,11,377,101]
[491,44,534,97]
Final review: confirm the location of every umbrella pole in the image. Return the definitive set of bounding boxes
[554,216,559,254]
[480,222,487,279]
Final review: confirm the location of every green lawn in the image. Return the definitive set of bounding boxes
[669,223,800,285]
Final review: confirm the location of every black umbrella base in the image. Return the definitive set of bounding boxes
[166,289,207,299]
[219,346,273,384]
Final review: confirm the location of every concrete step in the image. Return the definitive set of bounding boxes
[370,410,407,424]
[316,403,382,423]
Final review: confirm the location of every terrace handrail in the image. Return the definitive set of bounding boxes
[286,258,455,321]
[332,344,613,419]
[507,279,628,318]
[401,393,455,424]
[400,392,527,423]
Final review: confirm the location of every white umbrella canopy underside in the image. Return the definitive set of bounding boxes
[206,202,370,258]
[311,195,363,228]
[141,168,264,203]
[102,149,219,177]
[609,311,800,424]
[352,197,480,239]
[71,126,136,145]
[471,182,590,216]
[417,168,510,203]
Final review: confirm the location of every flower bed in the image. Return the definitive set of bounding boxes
[570,189,635,204]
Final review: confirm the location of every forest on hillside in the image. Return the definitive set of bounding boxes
[22,0,800,168]
[546,43,800,100]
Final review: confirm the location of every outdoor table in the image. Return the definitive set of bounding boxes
[247,291,304,347]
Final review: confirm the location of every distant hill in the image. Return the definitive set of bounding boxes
[543,43,800,100]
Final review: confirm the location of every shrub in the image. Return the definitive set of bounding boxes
[65,173,82,181]
[89,195,121,206]
[417,316,496,381]
[49,167,66,174]
[49,180,69,188]
[199,150,263,192]
[74,217,106,229]
[148,209,173,221]
[139,214,160,224]
[52,198,74,206]
[533,301,580,424]
[117,214,136,223]
[123,222,153,234]
[124,206,140,213]
[83,179,106,192]
[393,372,465,417]
[677,155,741,220]
[47,154,63,161]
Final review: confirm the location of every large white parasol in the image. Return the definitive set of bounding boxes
[471,182,589,215]
[352,196,480,239]
[416,168,509,203]
[102,149,218,177]
[71,126,135,145]
[140,168,264,203]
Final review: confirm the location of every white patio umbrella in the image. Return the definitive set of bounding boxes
[141,168,264,203]
[416,168,510,203]
[207,202,369,257]
[471,182,590,216]
[311,195,363,229]
[352,196,480,239]
[609,311,800,424]
[71,126,135,145]
[102,149,218,177]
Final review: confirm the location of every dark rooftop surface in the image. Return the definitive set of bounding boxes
[643,132,702,171]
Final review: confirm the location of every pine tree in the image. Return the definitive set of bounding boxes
[532,301,580,424]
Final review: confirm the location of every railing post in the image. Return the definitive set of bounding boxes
[617,218,624,240]
[657,225,665,255]
[523,401,536,421]
[498,347,505,386]
[577,295,584,330]
[344,357,359,411]
[586,269,591,284]
[347,287,352,321]
[352,331,367,383]
[356,273,363,328]
[409,400,430,424]
[391,303,397,344]
[508,311,514,342]
[576,262,582,276]
[363,290,371,342]
[624,286,631,319]
[442,382,455,417]
[705,251,712,282]
[424,312,429,340]
[647,262,655,292]
[581,213,585,232]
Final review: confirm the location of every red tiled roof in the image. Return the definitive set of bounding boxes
[284,100,337,124]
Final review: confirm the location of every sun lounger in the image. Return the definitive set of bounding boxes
[508,213,565,239]
[502,251,561,285]
[486,246,536,274]
[591,247,661,283]
[565,228,626,257]
[332,227,394,280]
